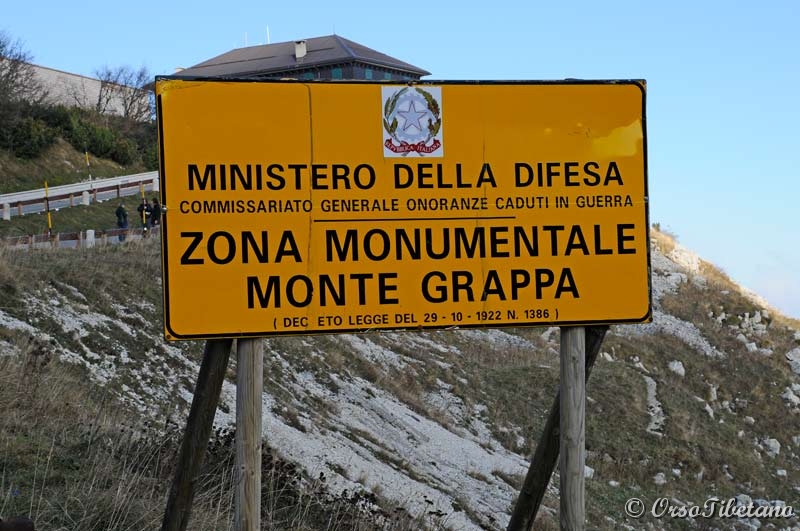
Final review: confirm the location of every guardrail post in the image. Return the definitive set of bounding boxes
[18,203,23,216]
[86,229,95,248]
[82,191,90,206]
[2,203,9,221]
[69,193,74,207]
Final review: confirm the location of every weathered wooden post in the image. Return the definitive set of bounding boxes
[559,326,585,530]
[235,338,264,531]
[507,326,607,531]
[161,339,233,531]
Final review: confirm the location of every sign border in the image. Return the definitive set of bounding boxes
[156,78,651,340]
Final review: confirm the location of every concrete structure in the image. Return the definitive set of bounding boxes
[30,64,128,115]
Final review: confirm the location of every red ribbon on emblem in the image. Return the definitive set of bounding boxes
[385,139,441,154]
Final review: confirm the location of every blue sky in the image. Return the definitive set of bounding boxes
[4,0,799,318]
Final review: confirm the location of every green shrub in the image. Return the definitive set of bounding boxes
[11,117,56,158]
[86,123,116,159]
[30,104,73,131]
[111,137,137,165]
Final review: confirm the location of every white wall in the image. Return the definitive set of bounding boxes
[31,64,130,117]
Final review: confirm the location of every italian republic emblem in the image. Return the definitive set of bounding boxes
[382,86,443,157]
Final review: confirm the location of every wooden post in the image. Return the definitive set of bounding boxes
[161,339,233,531]
[559,326,585,530]
[507,326,607,531]
[236,338,263,531]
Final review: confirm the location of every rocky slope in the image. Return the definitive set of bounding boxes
[0,229,798,530]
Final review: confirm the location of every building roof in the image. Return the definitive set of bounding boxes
[176,35,430,78]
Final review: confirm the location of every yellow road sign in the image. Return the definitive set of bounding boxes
[156,79,650,339]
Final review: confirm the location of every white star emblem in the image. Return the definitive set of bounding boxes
[398,101,426,132]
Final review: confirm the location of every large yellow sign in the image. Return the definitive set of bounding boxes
[156,79,650,339]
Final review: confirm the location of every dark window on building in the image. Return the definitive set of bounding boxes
[332,67,343,80]
[383,71,391,80]
[365,68,373,80]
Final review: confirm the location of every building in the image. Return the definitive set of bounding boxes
[176,35,429,81]
[30,64,147,119]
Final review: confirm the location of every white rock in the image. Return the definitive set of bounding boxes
[736,333,749,344]
[600,352,614,362]
[735,494,753,506]
[781,388,800,407]
[723,465,734,480]
[786,347,800,376]
[794,331,800,341]
[704,403,715,419]
[792,435,800,446]
[654,472,667,486]
[668,360,685,377]
[763,438,781,458]
[584,465,595,479]
[758,348,773,356]
[671,468,681,477]
[744,415,755,425]
[708,384,718,402]
[608,480,620,487]
[738,430,745,438]
[746,342,758,353]
[776,469,787,477]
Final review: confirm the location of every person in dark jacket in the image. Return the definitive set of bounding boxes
[137,198,152,235]
[150,198,162,227]
[115,203,128,242]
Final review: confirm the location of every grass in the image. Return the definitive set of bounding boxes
[0,139,149,194]
[0,344,436,530]
[1,228,799,529]
[0,193,149,239]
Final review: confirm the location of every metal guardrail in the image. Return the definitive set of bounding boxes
[2,226,160,249]
[0,171,159,219]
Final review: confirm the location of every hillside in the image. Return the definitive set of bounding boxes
[0,230,799,530]
[0,138,149,194]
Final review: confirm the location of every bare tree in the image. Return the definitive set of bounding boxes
[94,65,153,121]
[0,30,48,104]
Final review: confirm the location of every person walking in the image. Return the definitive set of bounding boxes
[137,197,152,236]
[115,203,128,242]
[150,197,162,229]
